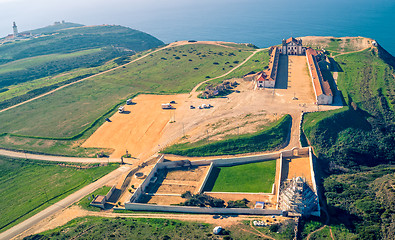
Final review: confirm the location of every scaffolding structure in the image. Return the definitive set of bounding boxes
[278,176,319,216]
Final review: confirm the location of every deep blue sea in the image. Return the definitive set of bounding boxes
[1,0,394,54]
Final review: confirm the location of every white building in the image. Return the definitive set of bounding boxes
[306,48,333,105]
[255,47,279,89]
[280,37,305,55]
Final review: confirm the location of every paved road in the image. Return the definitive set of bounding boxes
[0,165,131,240]
[0,149,120,163]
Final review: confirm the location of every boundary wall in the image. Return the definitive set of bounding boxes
[309,147,321,216]
[124,202,283,215]
[129,155,165,203]
[276,153,284,209]
[105,186,116,201]
[197,162,214,193]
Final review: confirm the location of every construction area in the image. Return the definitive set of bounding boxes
[139,165,210,205]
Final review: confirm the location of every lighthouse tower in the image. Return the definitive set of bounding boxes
[13,22,18,38]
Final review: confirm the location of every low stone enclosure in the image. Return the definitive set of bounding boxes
[124,147,320,216]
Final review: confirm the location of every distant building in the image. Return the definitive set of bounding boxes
[255,46,279,89]
[13,22,18,38]
[306,48,333,105]
[280,37,305,55]
[255,37,333,105]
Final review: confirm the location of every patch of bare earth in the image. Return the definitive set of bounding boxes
[301,36,372,52]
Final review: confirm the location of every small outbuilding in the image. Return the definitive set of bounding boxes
[213,226,223,235]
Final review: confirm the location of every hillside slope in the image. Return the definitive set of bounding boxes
[302,39,394,239]
[0,24,164,109]
[303,44,394,171]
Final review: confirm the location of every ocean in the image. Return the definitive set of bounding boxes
[1,0,394,54]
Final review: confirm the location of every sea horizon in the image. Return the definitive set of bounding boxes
[1,0,394,55]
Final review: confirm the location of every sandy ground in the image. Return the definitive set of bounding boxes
[281,156,312,186]
[82,94,189,160]
[300,36,373,52]
[142,166,209,203]
[205,192,277,209]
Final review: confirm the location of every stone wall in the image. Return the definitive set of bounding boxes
[124,202,283,215]
[197,162,214,193]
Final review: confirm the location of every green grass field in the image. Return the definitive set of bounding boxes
[26,216,261,240]
[335,49,394,110]
[198,49,269,90]
[163,114,291,157]
[0,44,255,145]
[0,156,118,232]
[205,160,276,193]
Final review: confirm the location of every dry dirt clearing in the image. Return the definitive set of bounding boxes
[145,166,209,195]
[81,94,189,159]
[281,156,312,187]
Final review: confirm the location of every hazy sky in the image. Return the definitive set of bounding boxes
[0,0,209,36]
[1,0,394,53]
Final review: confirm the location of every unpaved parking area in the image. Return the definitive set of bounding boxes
[81,94,188,159]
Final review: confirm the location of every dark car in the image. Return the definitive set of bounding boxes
[170,100,176,104]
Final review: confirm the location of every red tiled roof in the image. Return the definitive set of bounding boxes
[286,37,298,44]
[306,48,332,97]
[264,47,279,81]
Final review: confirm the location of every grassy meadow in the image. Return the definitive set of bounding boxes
[26,216,261,240]
[206,160,276,193]
[0,156,118,232]
[163,114,291,157]
[198,48,269,90]
[0,43,258,156]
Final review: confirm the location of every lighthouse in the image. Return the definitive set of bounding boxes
[13,22,18,38]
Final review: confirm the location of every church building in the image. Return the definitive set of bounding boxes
[280,37,305,55]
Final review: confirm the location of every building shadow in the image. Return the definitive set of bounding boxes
[275,55,289,89]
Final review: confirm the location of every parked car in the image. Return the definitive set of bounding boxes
[190,105,195,109]
[170,100,176,104]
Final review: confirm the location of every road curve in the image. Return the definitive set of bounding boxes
[0,165,131,240]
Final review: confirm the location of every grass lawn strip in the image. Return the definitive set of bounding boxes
[209,160,276,193]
